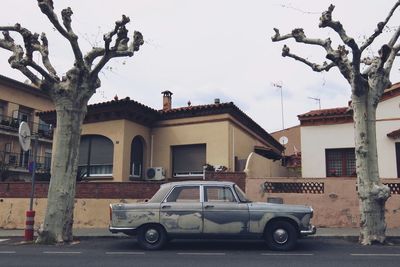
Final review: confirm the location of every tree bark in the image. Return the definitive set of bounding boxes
[352,90,390,245]
[36,98,87,243]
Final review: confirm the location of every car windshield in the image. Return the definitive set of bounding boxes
[147,186,171,203]
[234,185,250,203]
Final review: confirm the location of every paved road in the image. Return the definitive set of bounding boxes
[1,237,399,267]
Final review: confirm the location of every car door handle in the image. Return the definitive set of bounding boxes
[161,205,171,209]
[205,205,214,209]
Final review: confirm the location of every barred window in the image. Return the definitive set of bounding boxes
[326,148,356,177]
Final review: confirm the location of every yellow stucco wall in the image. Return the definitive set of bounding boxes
[244,152,291,178]
[0,198,140,229]
[230,123,271,169]
[1,80,54,167]
[81,120,151,182]
[0,82,54,123]
[79,113,283,180]
[152,117,230,177]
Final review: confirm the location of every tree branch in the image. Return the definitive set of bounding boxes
[89,15,143,79]
[280,45,335,72]
[37,0,84,68]
[271,27,355,81]
[0,25,59,83]
[272,28,332,50]
[0,31,41,86]
[319,5,359,52]
[384,43,400,73]
[361,1,400,52]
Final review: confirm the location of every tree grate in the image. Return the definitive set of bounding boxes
[262,182,324,194]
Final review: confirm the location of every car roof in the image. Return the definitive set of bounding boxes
[160,180,236,188]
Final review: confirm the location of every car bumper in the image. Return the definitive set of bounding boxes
[300,225,317,236]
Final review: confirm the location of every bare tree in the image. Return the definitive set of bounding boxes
[0,0,143,244]
[272,2,400,245]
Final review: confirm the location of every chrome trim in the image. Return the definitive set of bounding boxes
[300,225,316,235]
[109,226,136,232]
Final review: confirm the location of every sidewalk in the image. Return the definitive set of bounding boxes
[1,227,400,238]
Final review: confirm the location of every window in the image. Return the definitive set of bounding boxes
[78,135,114,177]
[38,119,52,137]
[205,186,235,202]
[15,107,32,123]
[326,148,356,177]
[44,150,52,171]
[130,136,144,178]
[0,102,4,121]
[172,144,206,177]
[166,186,200,202]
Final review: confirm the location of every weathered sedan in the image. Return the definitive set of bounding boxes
[109,181,316,251]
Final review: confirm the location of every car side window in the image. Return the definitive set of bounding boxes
[204,186,236,202]
[166,186,200,203]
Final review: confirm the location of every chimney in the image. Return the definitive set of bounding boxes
[162,90,173,111]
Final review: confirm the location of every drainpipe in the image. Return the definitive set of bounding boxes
[232,126,235,172]
[150,135,154,167]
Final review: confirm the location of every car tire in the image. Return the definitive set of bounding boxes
[137,224,167,250]
[265,221,297,251]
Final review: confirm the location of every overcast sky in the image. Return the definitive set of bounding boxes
[1,0,399,132]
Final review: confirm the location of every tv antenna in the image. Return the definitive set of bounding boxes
[308,96,321,109]
[272,81,285,130]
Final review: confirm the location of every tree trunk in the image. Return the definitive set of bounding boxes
[36,99,87,244]
[352,91,390,245]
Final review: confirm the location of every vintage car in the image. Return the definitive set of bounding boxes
[109,181,316,251]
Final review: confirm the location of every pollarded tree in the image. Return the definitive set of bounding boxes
[272,2,400,245]
[0,0,143,244]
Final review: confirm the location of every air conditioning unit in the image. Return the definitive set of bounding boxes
[146,167,166,180]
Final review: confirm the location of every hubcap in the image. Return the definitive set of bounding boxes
[145,228,159,244]
[273,228,289,244]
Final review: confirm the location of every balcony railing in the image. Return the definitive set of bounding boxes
[0,150,51,172]
[0,115,53,139]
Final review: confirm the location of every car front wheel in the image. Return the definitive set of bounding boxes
[137,224,167,250]
[265,221,297,251]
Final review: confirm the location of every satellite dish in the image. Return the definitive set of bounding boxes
[279,136,289,145]
[19,122,31,151]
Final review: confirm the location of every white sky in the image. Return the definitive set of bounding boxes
[1,0,399,132]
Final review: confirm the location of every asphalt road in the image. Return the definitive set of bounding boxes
[1,237,399,267]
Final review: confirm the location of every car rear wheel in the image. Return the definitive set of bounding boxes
[265,221,297,251]
[137,224,167,250]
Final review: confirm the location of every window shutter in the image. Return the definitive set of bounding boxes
[173,144,206,173]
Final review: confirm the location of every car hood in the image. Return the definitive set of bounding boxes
[249,202,312,213]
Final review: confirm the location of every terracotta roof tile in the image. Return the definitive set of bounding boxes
[159,102,234,115]
[387,129,400,139]
[298,107,351,119]
[298,82,400,125]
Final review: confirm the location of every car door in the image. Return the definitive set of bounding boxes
[160,185,203,235]
[202,185,250,235]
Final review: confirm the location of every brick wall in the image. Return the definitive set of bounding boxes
[0,172,247,199]
[205,172,246,191]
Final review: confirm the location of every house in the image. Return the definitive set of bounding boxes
[0,75,54,181]
[40,91,286,181]
[271,125,301,174]
[298,82,400,178]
